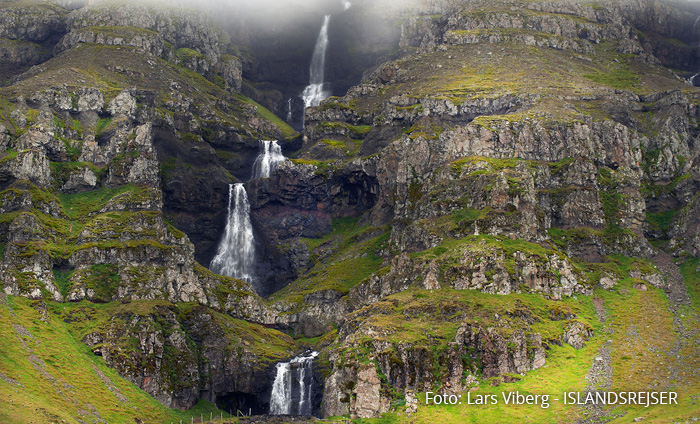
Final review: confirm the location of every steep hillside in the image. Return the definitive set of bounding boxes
[0,0,699,423]
[0,0,303,419]
[249,0,700,421]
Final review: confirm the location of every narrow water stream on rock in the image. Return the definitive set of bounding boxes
[209,183,256,284]
[269,351,318,416]
[210,141,286,289]
[252,140,286,179]
[302,15,331,108]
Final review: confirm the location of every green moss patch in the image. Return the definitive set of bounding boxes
[271,217,390,311]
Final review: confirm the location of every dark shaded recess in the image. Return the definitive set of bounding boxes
[1,13,67,86]
[326,7,403,96]
[358,125,402,157]
[52,258,73,274]
[281,134,305,156]
[625,4,700,73]
[215,392,267,417]
[309,360,325,417]
[643,31,700,73]
[241,13,325,116]
[154,126,257,266]
[246,166,378,296]
[328,171,379,212]
[237,2,402,122]
[180,305,279,414]
[0,63,29,88]
[253,232,296,298]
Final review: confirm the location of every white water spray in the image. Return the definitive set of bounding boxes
[210,184,256,284]
[302,15,331,108]
[341,0,351,10]
[252,140,286,179]
[269,352,318,416]
[286,98,293,122]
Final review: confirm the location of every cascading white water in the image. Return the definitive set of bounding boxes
[210,184,256,284]
[286,98,293,122]
[269,351,318,416]
[302,15,331,108]
[252,140,286,179]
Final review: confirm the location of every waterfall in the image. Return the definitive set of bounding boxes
[252,140,286,179]
[286,98,293,122]
[690,73,698,86]
[301,15,331,108]
[269,352,318,416]
[210,184,256,284]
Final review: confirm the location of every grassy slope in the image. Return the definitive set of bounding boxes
[0,43,295,140]
[269,216,390,310]
[0,22,296,422]
[0,295,237,424]
[289,4,700,422]
[334,277,699,423]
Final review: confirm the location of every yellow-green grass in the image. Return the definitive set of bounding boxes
[57,300,297,370]
[349,38,693,124]
[337,287,600,423]
[680,257,700,309]
[399,342,598,424]
[236,94,298,139]
[0,43,284,142]
[345,278,699,423]
[345,287,598,356]
[0,296,232,424]
[600,276,700,423]
[269,217,390,307]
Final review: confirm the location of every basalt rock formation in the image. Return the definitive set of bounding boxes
[1,0,699,423]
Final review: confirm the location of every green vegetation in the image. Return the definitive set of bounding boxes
[0,296,231,424]
[597,168,623,236]
[316,121,372,139]
[49,161,103,190]
[81,263,120,302]
[289,158,337,174]
[52,268,74,298]
[58,184,146,220]
[236,94,298,139]
[270,217,390,317]
[646,210,676,235]
[583,68,639,90]
[176,47,206,62]
[679,257,700,308]
[95,116,113,136]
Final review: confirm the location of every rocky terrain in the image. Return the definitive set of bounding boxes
[0,0,699,423]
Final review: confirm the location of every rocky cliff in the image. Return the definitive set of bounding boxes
[0,0,699,422]
[243,0,700,419]
[0,0,303,414]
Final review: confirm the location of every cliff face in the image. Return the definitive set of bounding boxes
[1,0,699,422]
[0,0,301,414]
[243,0,700,419]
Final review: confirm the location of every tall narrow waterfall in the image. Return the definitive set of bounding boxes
[286,98,293,122]
[210,184,256,284]
[301,15,331,108]
[252,140,286,179]
[270,352,318,416]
